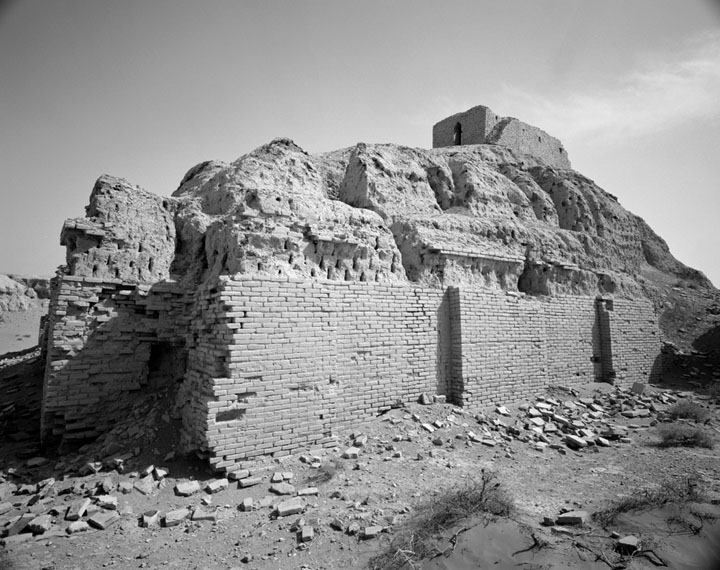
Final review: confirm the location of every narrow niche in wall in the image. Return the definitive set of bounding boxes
[147,341,187,390]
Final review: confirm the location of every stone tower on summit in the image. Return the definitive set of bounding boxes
[432,105,571,170]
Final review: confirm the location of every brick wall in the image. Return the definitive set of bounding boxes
[42,275,662,469]
[432,106,499,147]
[41,276,189,442]
[200,277,449,470]
[456,291,600,407]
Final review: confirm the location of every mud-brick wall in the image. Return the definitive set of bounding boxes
[201,277,450,471]
[41,276,189,442]
[456,292,602,407]
[608,298,662,384]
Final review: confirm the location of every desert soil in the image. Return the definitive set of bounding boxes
[0,303,46,354]
[1,307,720,570]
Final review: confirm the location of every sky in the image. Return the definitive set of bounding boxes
[1,0,719,285]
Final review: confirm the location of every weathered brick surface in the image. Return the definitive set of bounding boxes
[456,291,599,406]
[41,276,189,441]
[200,277,449,469]
[42,274,662,468]
[606,298,662,384]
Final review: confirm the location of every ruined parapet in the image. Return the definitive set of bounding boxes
[61,175,176,283]
[432,105,571,170]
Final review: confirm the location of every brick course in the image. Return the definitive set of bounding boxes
[42,275,662,471]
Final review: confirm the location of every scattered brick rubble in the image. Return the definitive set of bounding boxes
[0,382,714,551]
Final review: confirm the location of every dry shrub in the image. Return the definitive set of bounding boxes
[666,400,710,422]
[657,424,714,449]
[593,475,705,527]
[369,470,514,570]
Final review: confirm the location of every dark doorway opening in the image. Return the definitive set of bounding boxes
[147,342,187,389]
[453,122,462,145]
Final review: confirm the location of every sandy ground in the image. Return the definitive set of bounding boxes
[0,304,47,354]
[1,373,719,570]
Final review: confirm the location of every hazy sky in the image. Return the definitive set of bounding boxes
[1,0,719,285]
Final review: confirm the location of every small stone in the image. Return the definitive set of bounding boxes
[100,476,115,494]
[564,435,587,449]
[205,478,229,494]
[66,520,90,534]
[228,469,251,481]
[297,487,319,496]
[330,518,344,531]
[191,506,217,522]
[0,502,12,515]
[419,393,432,405]
[174,481,201,497]
[630,382,645,395]
[141,509,160,528]
[27,514,53,534]
[541,516,555,526]
[270,482,296,495]
[240,497,254,512]
[270,472,284,483]
[6,513,35,536]
[353,434,368,447]
[65,499,90,521]
[433,395,446,404]
[495,406,510,416]
[343,447,360,459]
[153,467,169,480]
[237,476,262,488]
[616,535,639,554]
[276,498,304,517]
[163,508,189,527]
[555,511,588,526]
[300,526,314,542]
[80,462,103,476]
[96,495,118,510]
[134,476,157,496]
[118,481,133,494]
[362,525,383,539]
[420,423,435,433]
[595,437,610,447]
[88,511,120,530]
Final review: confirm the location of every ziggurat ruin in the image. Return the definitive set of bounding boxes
[42,105,708,473]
